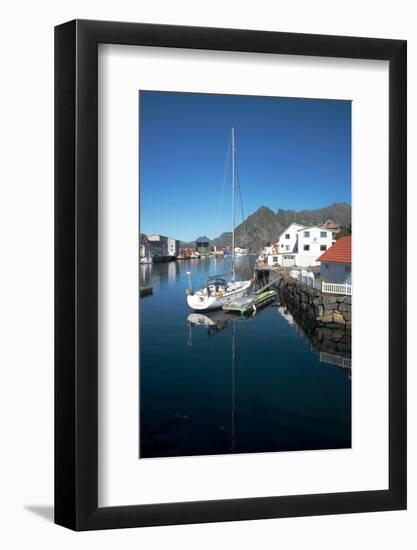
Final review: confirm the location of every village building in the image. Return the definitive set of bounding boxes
[260,242,280,256]
[147,234,180,258]
[317,235,351,284]
[278,223,305,254]
[213,246,225,255]
[179,247,199,258]
[322,219,340,238]
[167,237,180,257]
[196,238,210,255]
[265,223,333,267]
[139,233,150,259]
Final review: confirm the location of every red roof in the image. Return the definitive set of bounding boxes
[318,236,351,264]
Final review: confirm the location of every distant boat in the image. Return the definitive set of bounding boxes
[234,247,248,257]
[186,128,252,311]
[140,249,152,265]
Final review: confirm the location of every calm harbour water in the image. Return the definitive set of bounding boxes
[140,256,351,459]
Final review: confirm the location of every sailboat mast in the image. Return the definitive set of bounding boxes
[231,127,236,282]
[231,319,236,452]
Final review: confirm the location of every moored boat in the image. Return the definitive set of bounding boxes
[186,128,252,311]
[187,277,252,311]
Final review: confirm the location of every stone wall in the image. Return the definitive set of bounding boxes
[278,277,351,356]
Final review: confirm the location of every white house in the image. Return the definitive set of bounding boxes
[266,224,333,267]
[296,226,333,265]
[167,237,180,257]
[278,223,305,254]
[317,236,352,284]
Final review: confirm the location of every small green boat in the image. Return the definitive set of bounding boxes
[222,290,277,314]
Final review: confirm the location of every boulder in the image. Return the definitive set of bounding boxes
[322,339,337,351]
[333,312,346,325]
[337,341,349,352]
[315,305,324,317]
[331,329,346,341]
[320,313,334,324]
[323,295,338,306]
[320,327,335,339]
[307,309,316,320]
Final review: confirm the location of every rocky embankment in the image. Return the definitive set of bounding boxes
[279,277,351,356]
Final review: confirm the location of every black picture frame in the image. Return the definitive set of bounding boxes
[55,19,407,531]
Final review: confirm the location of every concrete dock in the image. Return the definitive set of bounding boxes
[222,289,278,314]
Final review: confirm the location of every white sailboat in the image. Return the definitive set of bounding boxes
[234,247,248,257]
[186,128,252,311]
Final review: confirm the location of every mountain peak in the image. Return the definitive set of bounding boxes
[257,205,274,213]
[181,202,351,251]
[233,202,351,251]
[195,235,211,243]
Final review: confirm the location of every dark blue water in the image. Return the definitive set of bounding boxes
[140,257,351,458]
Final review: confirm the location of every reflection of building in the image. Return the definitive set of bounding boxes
[317,236,351,284]
[167,259,177,283]
[277,305,295,326]
[266,224,333,267]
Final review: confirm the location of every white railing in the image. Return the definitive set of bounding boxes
[291,271,352,295]
[321,282,352,295]
[319,352,351,369]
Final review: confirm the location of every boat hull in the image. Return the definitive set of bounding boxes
[152,255,176,263]
[187,280,252,311]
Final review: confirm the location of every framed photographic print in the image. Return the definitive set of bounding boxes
[55,20,406,530]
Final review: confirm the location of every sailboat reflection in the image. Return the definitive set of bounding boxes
[187,309,254,341]
[186,311,249,452]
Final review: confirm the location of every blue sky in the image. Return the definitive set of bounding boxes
[139,91,351,242]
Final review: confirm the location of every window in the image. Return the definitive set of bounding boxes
[320,244,327,251]
[303,244,310,251]
[320,231,327,238]
[304,231,310,238]
[285,234,290,239]
[273,256,278,262]
[286,245,290,251]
